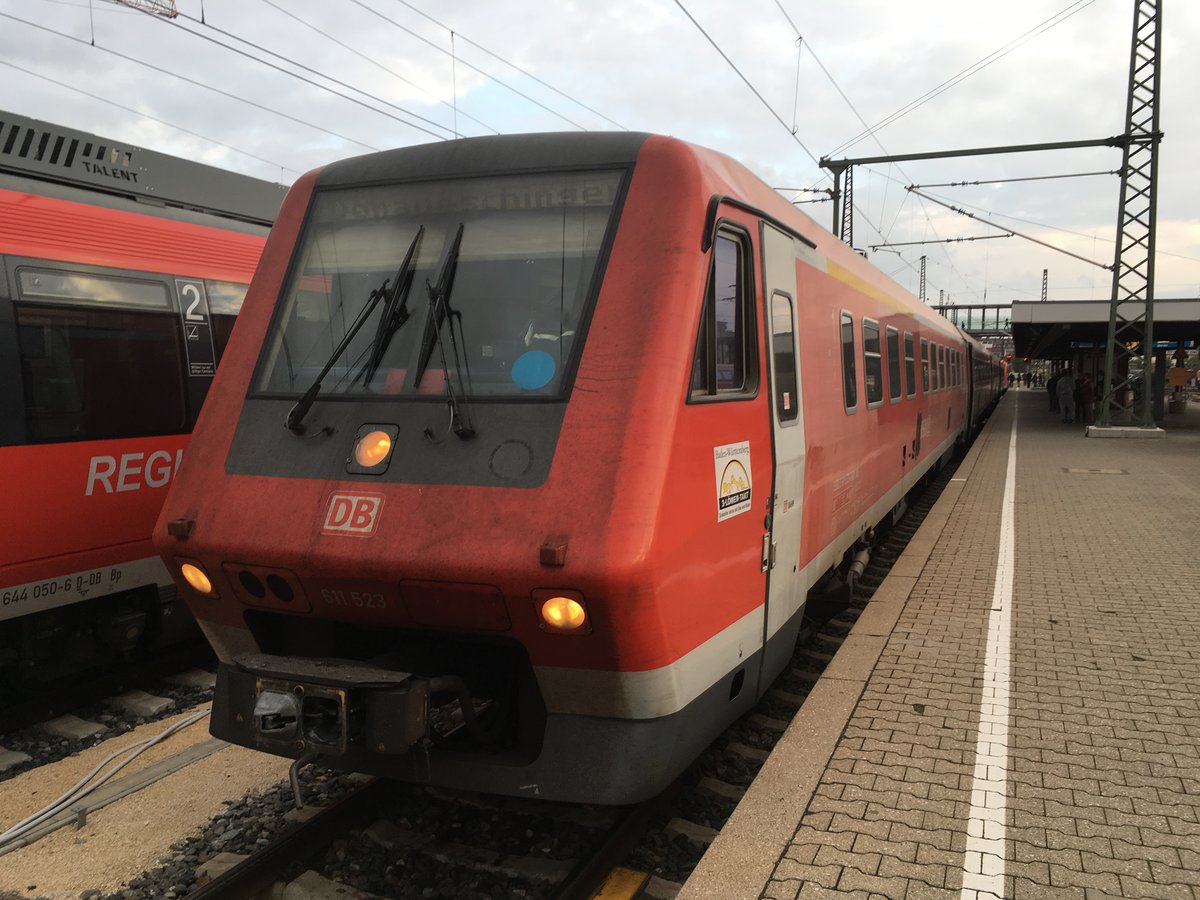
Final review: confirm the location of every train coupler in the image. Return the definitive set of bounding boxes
[225,653,429,756]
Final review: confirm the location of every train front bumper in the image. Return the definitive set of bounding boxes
[219,653,430,756]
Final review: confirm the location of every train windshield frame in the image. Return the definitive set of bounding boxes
[253,169,626,402]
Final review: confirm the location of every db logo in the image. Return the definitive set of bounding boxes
[322,492,384,537]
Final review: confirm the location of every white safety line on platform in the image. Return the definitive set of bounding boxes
[960,397,1017,900]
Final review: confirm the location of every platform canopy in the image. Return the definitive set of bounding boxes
[1009,298,1200,360]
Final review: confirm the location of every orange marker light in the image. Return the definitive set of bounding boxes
[354,430,393,468]
[540,596,587,632]
[181,562,213,596]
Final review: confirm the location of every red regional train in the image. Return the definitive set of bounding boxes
[153,133,1003,804]
[0,110,282,693]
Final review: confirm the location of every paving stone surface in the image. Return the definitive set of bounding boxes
[755,393,1200,899]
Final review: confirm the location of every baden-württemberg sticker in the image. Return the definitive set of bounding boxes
[714,441,752,522]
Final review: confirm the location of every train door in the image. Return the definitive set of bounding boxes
[758,222,806,689]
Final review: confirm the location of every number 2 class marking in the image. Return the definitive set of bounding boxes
[181,283,204,322]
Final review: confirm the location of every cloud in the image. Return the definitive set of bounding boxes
[2,0,1196,300]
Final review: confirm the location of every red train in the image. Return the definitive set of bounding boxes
[154,133,1003,803]
[0,110,281,692]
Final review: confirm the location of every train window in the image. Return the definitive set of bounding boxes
[14,302,187,443]
[862,319,883,407]
[886,326,901,403]
[840,311,857,411]
[938,345,946,390]
[206,280,248,316]
[257,169,624,400]
[770,292,798,423]
[18,268,171,311]
[920,338,930,393]
[903,332,916,399]
[690,229,755,399]
[206,280,250,361]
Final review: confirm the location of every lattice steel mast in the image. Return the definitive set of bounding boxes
[1097,0,1163,428]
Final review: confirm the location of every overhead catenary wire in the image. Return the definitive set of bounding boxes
[908,186,1112,270]
[672,0,821,170]
[779,0,1104,302]
[123,4,456,141]
[774,0,915,246]
[911,170,1120,189]
[826,0,1100,158]
[0,59,299,178]
[388,0,628,131]
[770,0,968,293]
[869,234,1014,251]
[348,0,588,131]
[256,0,500,136]
[2,13,381,153]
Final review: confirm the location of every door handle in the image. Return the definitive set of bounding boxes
[761,533,776,572]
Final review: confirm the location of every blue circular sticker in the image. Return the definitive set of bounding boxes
[512,350,556,390]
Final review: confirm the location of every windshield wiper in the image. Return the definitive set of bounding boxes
[416,223,474,440]
[361,225,423,385]
[285,228,424,436]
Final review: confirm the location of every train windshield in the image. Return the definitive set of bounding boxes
[256,170,623,399]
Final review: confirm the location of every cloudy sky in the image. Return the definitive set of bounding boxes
[2,0,1198,305]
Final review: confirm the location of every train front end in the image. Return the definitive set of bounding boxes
[153,134,727,803]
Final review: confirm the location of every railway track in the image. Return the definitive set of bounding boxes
[116,771,668,899]
[0,637,214,733]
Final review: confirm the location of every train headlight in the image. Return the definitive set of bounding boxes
[348,424,399,474]
[355,430,392,467]
[180,562,214,596]
[538,594,588,633]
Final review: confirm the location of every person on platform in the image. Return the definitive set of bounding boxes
[1079,375,1095,426]
[1056,368,1076,423]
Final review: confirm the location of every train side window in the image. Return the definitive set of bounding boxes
[862,319,883,407]
[938,345,946,390]
[689,230,756,399]
[920,338,930,394]
[903,332,916,399]
[14,269,187,443]
[770,292,798,423]
[840,311,857,412]
[206,280,250,361]
[18,268,172,310]
[885,325,901,403]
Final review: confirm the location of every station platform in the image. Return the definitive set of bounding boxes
[679,389,1200,900]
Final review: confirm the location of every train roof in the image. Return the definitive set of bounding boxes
[0,109,286,227]
[315,132,652,188]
